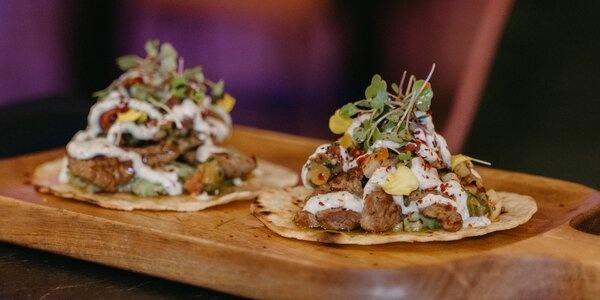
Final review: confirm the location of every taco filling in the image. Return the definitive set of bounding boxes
[295,69,503,233]
[57,41,259,200]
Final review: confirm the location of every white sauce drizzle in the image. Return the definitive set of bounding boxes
[410,157,441,190]
[363,166,394,197]
[196,137,228,163]
[67,139,182,195]
[413,110,451,167]
[435,133,451,167]
[371,140,402,150]
[303,191,363,214]
[345,113,372,139]
[64,92,235,196]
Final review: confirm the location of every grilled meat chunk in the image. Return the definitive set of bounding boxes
[421,203,463,232]
[310,167,364,198]
[214,152,257,178]
[360,189,402,232]
[68,156,134,192]
[315,208,361,231]
[126,143,179,167]
[293,210,320,228]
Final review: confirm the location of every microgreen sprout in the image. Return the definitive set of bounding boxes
[93,40,231,113]
[331,65,437,151]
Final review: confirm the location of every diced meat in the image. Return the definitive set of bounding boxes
[68,156,134,192]
[421,203,463,232]
[310,168,364,198]
[214,153,257,178]
[173,134,202,153]
[293,211,320,228]
[315,208,361,231]
[126,143,179,167]
[360,189,402,232]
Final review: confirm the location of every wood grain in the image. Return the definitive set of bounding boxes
[0,126,599,299]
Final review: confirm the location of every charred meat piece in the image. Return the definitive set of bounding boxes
[310,168,364,198]
[126,143,179,167]
[173,134,202,153]
[214,152,257,178]
[68,156,134,192]
[421,203,463,232]
[360,189,402,232]
[315,208,361,231]
[293,210,320,228]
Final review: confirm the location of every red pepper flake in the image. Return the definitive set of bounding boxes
[318,201,324,206]
[331,146,341,156]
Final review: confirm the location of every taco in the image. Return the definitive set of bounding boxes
[252,68,537,243]
[33,40,297,211]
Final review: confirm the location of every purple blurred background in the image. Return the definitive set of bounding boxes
[0,0,599,189]
[0,0,503,143]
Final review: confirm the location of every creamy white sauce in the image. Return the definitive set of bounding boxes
[127,99,163,119]
[395,178,477,229]
[412,111,451,168]
[345,113,372,139]
[206,105,232,142]
[106,122,159,145]
[79,92,123,140]
[409,157,441,190]
[414,127,440,165]
[303,191,363,214]
[438,180,469,221]
[363,166,394,197]
[196,138,228,163]
[435,133,451,167]
[371,140,402,150]
[66,139,182,195]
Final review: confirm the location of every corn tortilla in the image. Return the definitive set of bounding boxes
[251,186,537,244]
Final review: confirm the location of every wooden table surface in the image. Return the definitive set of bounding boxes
[1,127,599,299]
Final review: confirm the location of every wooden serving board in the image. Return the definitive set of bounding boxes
[0,127,599,299]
